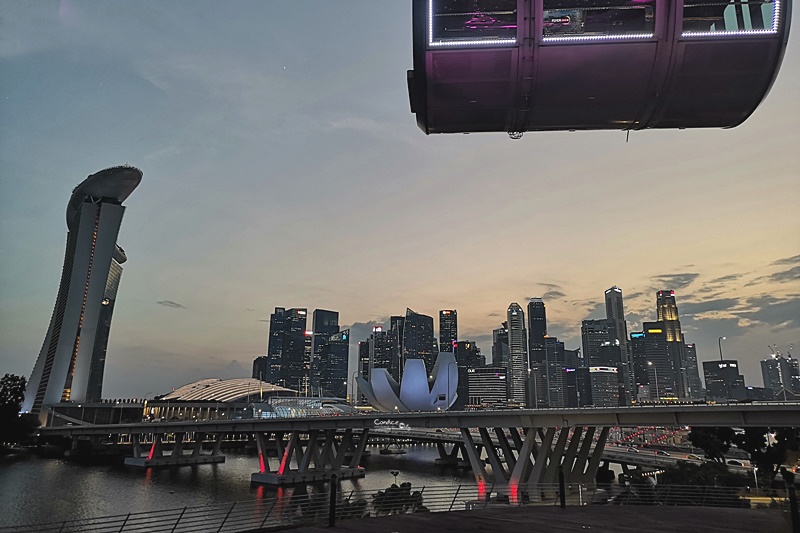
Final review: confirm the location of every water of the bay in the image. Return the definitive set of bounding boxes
[0,444,475,527]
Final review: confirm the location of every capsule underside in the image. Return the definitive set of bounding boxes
[409,0,791,134]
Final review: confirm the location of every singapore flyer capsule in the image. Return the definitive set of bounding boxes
[407,0,791,134]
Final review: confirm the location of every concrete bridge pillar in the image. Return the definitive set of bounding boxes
[251,429,369,486]
[450,425,612,504]
[124,431,225,468]
[434,442,468,467]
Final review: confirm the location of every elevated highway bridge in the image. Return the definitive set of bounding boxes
[38,404,798,489]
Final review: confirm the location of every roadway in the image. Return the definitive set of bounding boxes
[38,403,800,438]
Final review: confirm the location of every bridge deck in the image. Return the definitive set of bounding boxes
[38,404,800,437]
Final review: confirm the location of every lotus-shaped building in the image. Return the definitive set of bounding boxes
[357,353,458,412]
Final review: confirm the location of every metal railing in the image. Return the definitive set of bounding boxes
[1,483,791,533]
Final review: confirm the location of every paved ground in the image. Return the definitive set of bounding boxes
[284,506,792,532]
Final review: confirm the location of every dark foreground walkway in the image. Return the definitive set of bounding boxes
[283,505,790,533]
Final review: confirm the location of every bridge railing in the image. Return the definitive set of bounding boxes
[0,484,789,533]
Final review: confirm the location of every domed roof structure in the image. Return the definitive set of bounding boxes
[160,378,295,403]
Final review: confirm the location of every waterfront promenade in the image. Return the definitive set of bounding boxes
[288,505,790,533]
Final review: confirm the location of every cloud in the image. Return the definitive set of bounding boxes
[651,273,700,290]
[708,274,742,284]
[625,312,651,332]
[679,298,740,316]
[543,290,566,300]
[582,302,607,320]
[738,296,800,330]
[527,283,565,301]
[536,282,562,290]
[487,312,501,318]
[747,265,800,287]
[681,316,742,338]
[156,300,188,309]
[772,255,800,266]
[766,265,800,283]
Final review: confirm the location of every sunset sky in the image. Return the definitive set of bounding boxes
[1,1,798,398]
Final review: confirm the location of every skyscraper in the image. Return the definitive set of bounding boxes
[529,362,548,408]
[527,298,547,364]
[656,290,689,398]
[684,343,704,398]
[544,336,567,408]
[604,286,628,356]
[467,366,507,407]
[318,329,349,398]
[439,310,458,353]
[761,357,783,394]
[761,355,800,397]
[589,367,620,407]
[761,357,782,392]
[703,360,746,401]
[22,166,142,421]
[266,308,308,390]
[311,309,339,393]
[357,339,371,401]
[454,340,485,409]
[402,308,436,374]
[492,322,509,368]
[630,323,676,401]
[390,315,405,378]
[581,319,615,366]
[368,326,396,380]
[506,303,528,405]
[785,357,800,393]
[86,248,126,402]
[252,356,269,381]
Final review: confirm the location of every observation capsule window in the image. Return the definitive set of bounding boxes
[683,0,780,36]
[428,0,518,47]
[542,0,656,41]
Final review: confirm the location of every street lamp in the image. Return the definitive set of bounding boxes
[753,466,759,490]
[648,362,659,401]
[718,337,726,361]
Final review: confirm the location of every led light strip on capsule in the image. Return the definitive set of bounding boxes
[682,0,780,37]
[428,0,517,47]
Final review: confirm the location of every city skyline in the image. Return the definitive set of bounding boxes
[1,2,798,398]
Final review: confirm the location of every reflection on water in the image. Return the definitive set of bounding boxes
[0,444,473,527]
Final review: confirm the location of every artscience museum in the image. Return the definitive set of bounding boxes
[357,353,458,412]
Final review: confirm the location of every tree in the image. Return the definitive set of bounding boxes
[657,462,747,508]
[659,461,746,487]
[0,373,26,408]
[0,373,37,448]
[733,427,800,486]
[688,427,735,462]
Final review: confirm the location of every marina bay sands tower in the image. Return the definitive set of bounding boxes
[21,166,142,422]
